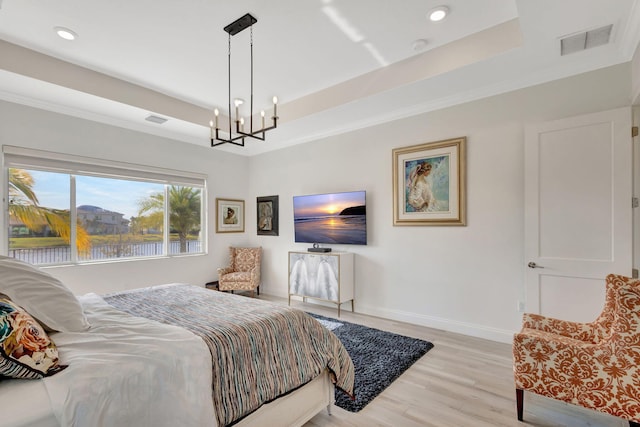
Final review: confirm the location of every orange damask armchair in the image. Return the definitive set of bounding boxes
[513,274,640,427]
[217,247,262,297]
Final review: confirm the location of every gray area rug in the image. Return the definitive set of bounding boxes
[308,313,434,412]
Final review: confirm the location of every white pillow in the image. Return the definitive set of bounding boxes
[0,256,90,332]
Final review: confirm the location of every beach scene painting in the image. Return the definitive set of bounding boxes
[293,191,367,245]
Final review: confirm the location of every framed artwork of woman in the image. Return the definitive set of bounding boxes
[216,198,244,233]
[392,137,466,226]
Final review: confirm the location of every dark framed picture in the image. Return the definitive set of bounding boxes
[216,198,244,233]
[392,136,466,226]
[257,195,279,236]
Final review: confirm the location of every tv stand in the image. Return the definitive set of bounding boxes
[288,251,354,317]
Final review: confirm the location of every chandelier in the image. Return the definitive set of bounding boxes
[210,13,278,147]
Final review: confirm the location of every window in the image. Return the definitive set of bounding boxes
[5,146,206,265]
[8,169,71,264]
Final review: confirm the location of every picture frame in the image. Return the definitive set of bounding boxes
[216,198,245,233]
[392,137,466,226]
[256,195,279,236]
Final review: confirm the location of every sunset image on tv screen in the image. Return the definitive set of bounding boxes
[293,191,366,245]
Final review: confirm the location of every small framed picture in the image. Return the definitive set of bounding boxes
[257,195,279,236]
[392,137,466,226]
[216,198,244,233]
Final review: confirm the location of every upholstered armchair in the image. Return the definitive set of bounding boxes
[513,274,640,427]
[217,247,262,297]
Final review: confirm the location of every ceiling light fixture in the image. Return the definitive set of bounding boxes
[428,6,449,22]
[54,26,78,41]
[210,13,278,148]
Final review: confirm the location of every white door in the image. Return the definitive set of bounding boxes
[524,107,633,322]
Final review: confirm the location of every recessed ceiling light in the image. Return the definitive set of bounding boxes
[54,26,78,41]
[428,6,449,22]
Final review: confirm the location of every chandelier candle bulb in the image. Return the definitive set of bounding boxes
[261,110,265,129]
[273,96,278,118]
[209,120,214,138]
[234,99,243,123]
[214,109,219,128]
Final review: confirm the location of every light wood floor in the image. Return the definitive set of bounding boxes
[259,295,630,427]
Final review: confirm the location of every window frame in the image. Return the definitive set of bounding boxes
[3,145,207,265]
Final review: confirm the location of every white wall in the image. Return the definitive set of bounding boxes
[633,41,640,105]
[0,101,251,294]
[247,64,633,343]
[0,63,633,343]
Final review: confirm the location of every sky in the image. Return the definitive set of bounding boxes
[293,191,365,218]
[29,170,162,219]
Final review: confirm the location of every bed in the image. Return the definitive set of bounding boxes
[0,256,355,427]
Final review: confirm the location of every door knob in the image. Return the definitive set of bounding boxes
[527,262,544,269]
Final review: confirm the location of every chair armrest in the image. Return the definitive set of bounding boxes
[217,267,232,276]
[515,327,596,348]
[513,327,599,373]
[521,313,597,343]
[513,328,608,386]
[249,266,261,282]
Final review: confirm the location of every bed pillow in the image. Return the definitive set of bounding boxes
[0,256,89,332]
[0,298,66,379]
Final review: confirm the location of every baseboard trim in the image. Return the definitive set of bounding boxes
[264,291,514,344]
[353,303,514,344]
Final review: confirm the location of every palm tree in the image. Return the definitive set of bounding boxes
[138,186,201,253]
[8,168,91,253]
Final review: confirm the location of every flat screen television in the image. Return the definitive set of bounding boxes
[293,190,366,245]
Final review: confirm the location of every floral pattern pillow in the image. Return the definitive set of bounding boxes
[0,298,65,379]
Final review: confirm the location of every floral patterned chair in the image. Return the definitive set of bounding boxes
[217,247,262,297]
[513,274,640,427]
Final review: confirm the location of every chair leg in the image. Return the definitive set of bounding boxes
[516,388,524,421]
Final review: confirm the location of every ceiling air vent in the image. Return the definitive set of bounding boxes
[560,24,613,56]
[145,115,168,124]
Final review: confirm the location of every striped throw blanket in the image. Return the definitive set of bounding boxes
[103,284,354,427]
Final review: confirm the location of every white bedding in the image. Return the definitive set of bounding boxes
[0,293,216,427]
[0,379,57,427]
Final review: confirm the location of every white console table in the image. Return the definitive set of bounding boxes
[288,251,354,316]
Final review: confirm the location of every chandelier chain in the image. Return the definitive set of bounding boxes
[227,32,234,143]
[250,25,254,132]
